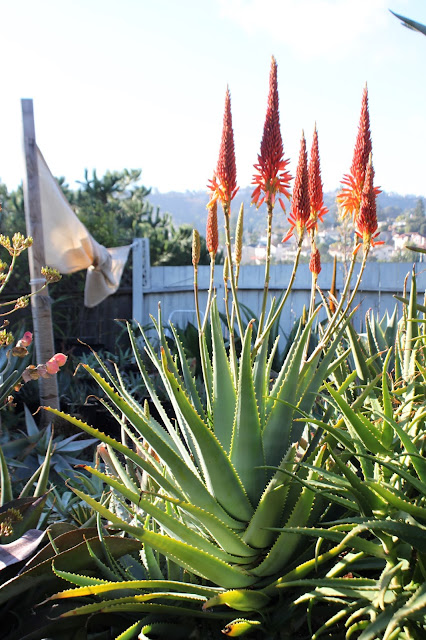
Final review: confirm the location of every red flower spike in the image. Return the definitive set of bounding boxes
[308,125,328,230]
[206,199,219,255]
[337,85,380,220]
[208,87,238,212]
[252,56,292,211]
[353,156,384,254]
[309,247,321,276]
[283,133,310,242]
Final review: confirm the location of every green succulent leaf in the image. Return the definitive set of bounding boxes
[230,321,265,506]
[211,298,236,453]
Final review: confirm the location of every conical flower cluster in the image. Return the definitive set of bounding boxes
[354,156,383,254]
[208,88,238,213]
[308,125,328,229]
[206,200,219,256]
[337,86,380,220]
[252,57,292,211]
[309,247,321,276]
[283,133,310,242]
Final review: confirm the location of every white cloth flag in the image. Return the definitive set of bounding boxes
[36,148,131,307]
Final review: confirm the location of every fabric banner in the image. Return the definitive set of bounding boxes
[36,147,131,307]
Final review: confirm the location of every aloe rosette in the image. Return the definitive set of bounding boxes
[42,295,355,636]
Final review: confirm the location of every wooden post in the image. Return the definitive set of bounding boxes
[21,99,59,414]
[132,237,151,326]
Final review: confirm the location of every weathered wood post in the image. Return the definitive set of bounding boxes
[21,99,60,415]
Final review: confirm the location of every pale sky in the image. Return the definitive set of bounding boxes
[1,0,425,197]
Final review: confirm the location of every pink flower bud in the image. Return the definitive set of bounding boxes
[16,331,32,349]
[45,358,60,375]
[52,353,67,367]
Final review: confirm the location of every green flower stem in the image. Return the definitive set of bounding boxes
[342,246,370,317]
[224,208,243,338]
[254,240,302,355]
[202,254,216,333]
[256,204,274,341]
[230,262,241,338]
[0,251,18,297]
[194,263,212,410]
[310,241,359,357]
[193,264,202,334]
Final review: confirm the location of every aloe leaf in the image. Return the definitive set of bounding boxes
[139,622,194,640]
[145,493,254,557]
[60,600,231,620]
[230,322,265,506]
[67,488,255,588]
[266,319,302,416]
[366,482,426,521]
[50,575,221,598]
[297,313,355,421]
[330,452,388,514]
[211,298,236,452]
[243,445,296,549]
[43,406,188,499]
[58,592,208,617]
[253,300,280,429]
[373,409,426,484]
[272,526,386,560]
[160,350,253,523]
[51,565,108,588]
[381,348,394,448]
[170,323,205,420]
[221,619,262,636]
[45,398,243,530]
[324,382,389,456]
[346,322,372,383]
[403,269,418,381]
[0,445,12,506]
[81,465,246,564]
[263,310,320,467]
[252,446,325,577]
[33,432,53,498]
[383,581,426,640]
[203,589,270,611]
[134,320,203,463]
[115,621,144,640]
[104,446,140,494]
[128,324,189,457]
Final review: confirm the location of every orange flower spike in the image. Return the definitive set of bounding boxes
[206,199,219,256]
[354,156,384,255]
[252,56,292,211]
[337,85,380,220]
[208,87,238,213]
[308,125,328,229]
[283,132,310,242]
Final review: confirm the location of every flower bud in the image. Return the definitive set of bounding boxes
[192,229,200,267]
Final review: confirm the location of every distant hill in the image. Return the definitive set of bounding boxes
[149,188,425,235]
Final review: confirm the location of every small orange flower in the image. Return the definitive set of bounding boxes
[354,156,383,254]
[252,56,292,211]
[283,132,311,242]
[208,88,238,212]
[206,199,218,255]
[337,85,380,220]
[308,125,327,230]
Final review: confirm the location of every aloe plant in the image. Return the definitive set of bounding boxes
[273,271,426,639]
[36,62,390,639]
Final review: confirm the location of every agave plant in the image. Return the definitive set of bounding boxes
[39,62,387,639]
